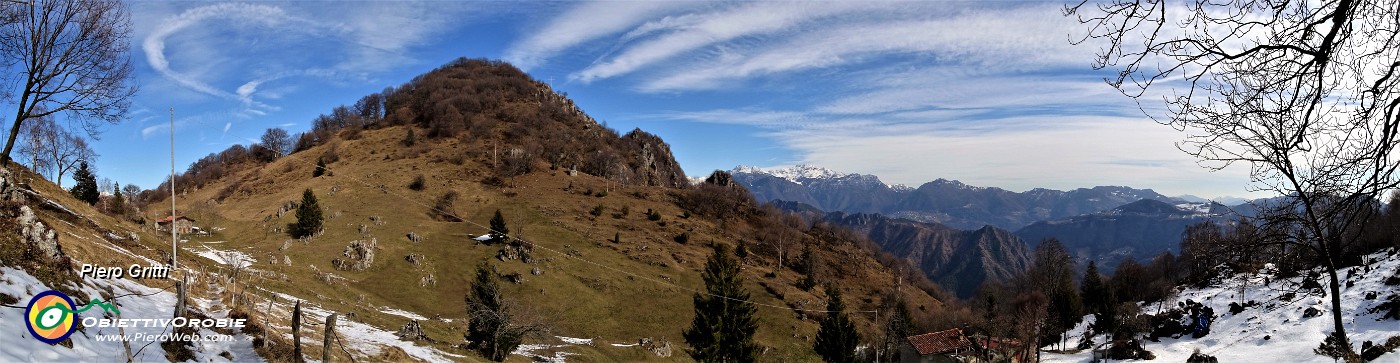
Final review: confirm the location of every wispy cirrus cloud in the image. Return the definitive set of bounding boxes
[140,2,472,120]
[504,1,697,71]
[570,1,898,83]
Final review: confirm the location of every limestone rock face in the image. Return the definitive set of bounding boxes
[332,238,376,271]
[18,206,61,260]
[0,168,63,262]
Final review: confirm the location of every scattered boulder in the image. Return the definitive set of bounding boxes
[1187,349,1218,363]
[405,254,423,266]
[396,321,424,341]
[419,274,436,287]
[1303,307,1322,318]
[406,232,424,243]
[332,238,377,271]
[640,337,672,358]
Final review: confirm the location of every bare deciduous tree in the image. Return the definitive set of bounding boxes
[18,113,95,187]
[1068,0,1400,357]
[0,0,135,165]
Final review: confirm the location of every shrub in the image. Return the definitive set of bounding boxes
[590,205,605,217]
[408,175,426,191]
[402,128,417,147]
[433,191,463,222]
[646,209,662,221]
[674,232,690,244]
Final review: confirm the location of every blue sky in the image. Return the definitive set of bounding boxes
[62,1,1258,198]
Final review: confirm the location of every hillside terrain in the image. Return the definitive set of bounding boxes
[118,59,949,362]
[1015,199,1237,269]
[788,206,1030,299]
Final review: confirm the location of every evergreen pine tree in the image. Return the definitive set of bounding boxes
[684,244,759,362]
[313,157,326,177]
[109,181,124,214]
[489,209,509,244]
[69,161,99,205]
[1031,238,1082,348]
[287,188,322,239]
[1081,261,1114,333]
[814,286,860,363]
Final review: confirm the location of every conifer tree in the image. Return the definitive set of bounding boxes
[109,181,124,214]
[466,263,521,361]
[1081,261,1113,333]
[489,209,509,244]
[798,244,818,291]
[313,157,326,177]
[69,161,99,205]
[814,286,860,363]
[684,244,758,362]
[287,188,322,239]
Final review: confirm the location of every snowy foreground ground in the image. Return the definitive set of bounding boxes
[1044,249,1400,363]
[0,266,257,362]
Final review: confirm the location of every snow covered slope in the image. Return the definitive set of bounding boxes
[1043,248,1400,362]
[0,267,256,362]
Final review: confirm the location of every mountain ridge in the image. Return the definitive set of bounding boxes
[731,164,1180,230]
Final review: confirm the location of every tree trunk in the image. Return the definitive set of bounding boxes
[1324,256,1354,360]
[1,111,25,166]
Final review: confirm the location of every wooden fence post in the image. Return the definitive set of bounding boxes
[323,314,337,362]
[174,276,187,318]
[292,301,303,363]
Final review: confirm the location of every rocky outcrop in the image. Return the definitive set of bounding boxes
[17,206,61,260]
[332,238,376,271]
[818,211,1031,298]
[0,168,63,262]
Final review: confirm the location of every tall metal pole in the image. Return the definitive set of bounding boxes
[170,107,177,273]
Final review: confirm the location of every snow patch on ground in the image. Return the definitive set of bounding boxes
[292,299,461,362]
[190,245,256,269]
[378,306,428,321]
[557,336,592,345]
[512,343,574,363]
[1043,248,1400,363]
[0,267,254,362]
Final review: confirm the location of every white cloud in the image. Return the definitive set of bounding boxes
[639,4,1083,92]
[571,1,893,83]
[505,1,697,71]
[142,3,322,103]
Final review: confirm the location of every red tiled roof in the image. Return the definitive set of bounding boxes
[156,215,194,224]
[906,328,972,356]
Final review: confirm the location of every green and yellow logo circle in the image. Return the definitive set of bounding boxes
[25,290,77,345]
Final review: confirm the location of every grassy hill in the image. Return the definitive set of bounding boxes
[114,59,954,362]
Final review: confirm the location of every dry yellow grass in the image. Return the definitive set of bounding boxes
[74,123,951,362]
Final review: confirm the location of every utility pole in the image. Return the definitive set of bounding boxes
[169,107,177,273]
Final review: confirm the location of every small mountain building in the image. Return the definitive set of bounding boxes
[901,328,1030,363]
[156,215,195,234]
[902,328,974,363]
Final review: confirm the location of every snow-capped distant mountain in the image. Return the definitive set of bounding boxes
[731,164,909,189]
[729,164,1179,230]
[730,165,906,214]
